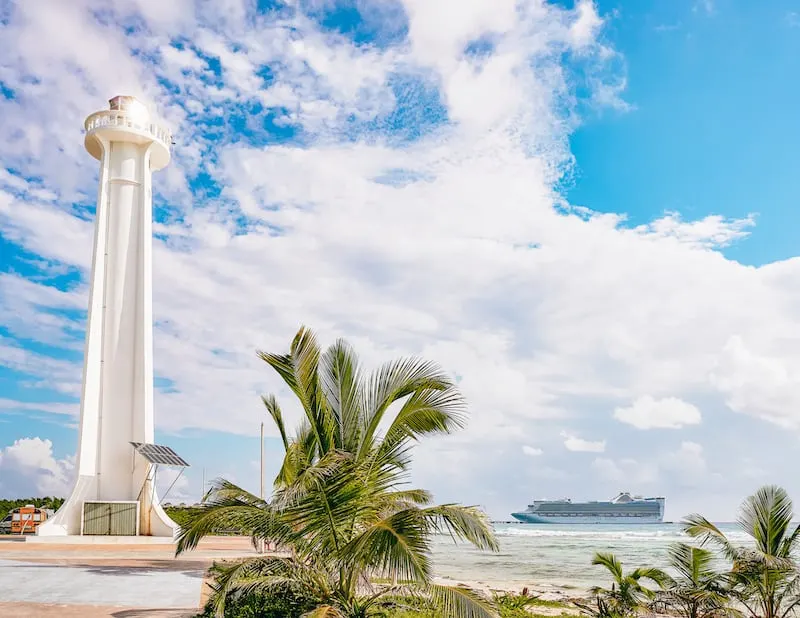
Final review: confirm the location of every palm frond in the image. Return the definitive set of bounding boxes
[739,485,794,558]
[204,556,306,616]
[592,552,625,582]
[341,507,433,583]
[319,339,363,452]
[262,394,289,452]
[258,326,335,456]
[382,385,466,447]
[630,566,670,589]
[175,480,298,555]
[683,514,740,562]
[428,583,499,618]
[666,542,718,586]
[420,504,499,552]
[359,357,456,459]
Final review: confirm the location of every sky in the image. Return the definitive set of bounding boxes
[0,0,799,522]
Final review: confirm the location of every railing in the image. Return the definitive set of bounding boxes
[84,111,172,148]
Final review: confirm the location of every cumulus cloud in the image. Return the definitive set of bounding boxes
[561,432,606,453]
[592,442,709,489]
[591,457,657,485]
[613,396,702,430]
[0,438,75,496]
[661,441,709,487]
[157,468,194,504]
[710,335,800,429]
[522,445,543,457]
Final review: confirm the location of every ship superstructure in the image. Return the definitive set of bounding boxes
[511,492,665,524]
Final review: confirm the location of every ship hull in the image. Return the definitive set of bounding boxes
[511,512,663,524]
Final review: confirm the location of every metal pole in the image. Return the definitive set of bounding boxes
[260,421,264,501]
[259,421,265,554]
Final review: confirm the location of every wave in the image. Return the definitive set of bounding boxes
[491,524,751,543]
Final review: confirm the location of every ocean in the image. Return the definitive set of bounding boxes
[431,523,746,591]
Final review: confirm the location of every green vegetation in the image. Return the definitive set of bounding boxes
[196,591,572,618]
[659,543,730,618]
[577,553,668,618]
[0,497,64,533]
[164,506,204,529]
[179,326,500,618]
[582,485,800,618]
[683,485,800,618]
[492,591,571,618]
[0,496,64,516]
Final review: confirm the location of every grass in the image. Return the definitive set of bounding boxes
[524,598,571,609]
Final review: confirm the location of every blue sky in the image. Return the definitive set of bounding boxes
[568,0,800,267]
[1,0,799,521]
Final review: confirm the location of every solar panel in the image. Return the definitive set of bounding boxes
[130,442,190,467]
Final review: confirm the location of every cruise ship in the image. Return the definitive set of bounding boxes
[511,492,665,524]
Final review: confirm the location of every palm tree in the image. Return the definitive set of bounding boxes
[583,552,669,617]
[177,327,499,618]
[683,485,800,618]
[660,543,732,618]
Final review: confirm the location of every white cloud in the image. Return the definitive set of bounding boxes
[157,468,193,504]
[561,432,606,453]
[710,335,800,429]
[522,445,543,457]
[0,438,75,496]
[613,395,702,430]
[661,441,709,486]
[591,457,657,485]
[0,0,798,516]
[693,0,715,15]
[592,442,708,489]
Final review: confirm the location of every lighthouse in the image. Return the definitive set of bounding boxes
[37,96,178,538]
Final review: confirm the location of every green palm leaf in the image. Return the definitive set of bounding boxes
[262,394,289,452]
[420,504,499,551]
[319,339,363,452]
[428,583,499,618]
[593,552,625,582]
[342,507,433,582]
[359,357,456,460]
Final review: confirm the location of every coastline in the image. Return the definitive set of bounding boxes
[433,576,585,599]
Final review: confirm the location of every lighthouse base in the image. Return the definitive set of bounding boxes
[36,475,177,539]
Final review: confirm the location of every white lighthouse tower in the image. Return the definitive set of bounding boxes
[37,96,177,538]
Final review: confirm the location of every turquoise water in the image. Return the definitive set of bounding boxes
[431,523,746,590]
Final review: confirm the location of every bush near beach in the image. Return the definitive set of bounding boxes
[580,485,800,618]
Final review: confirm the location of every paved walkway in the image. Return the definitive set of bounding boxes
[0,559,204,607]
[0,602,197,617]
[0,536,257,616]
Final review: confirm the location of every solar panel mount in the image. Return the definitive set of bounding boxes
[130,442,190,467]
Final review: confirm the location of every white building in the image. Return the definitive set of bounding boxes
[37,96,177,538]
